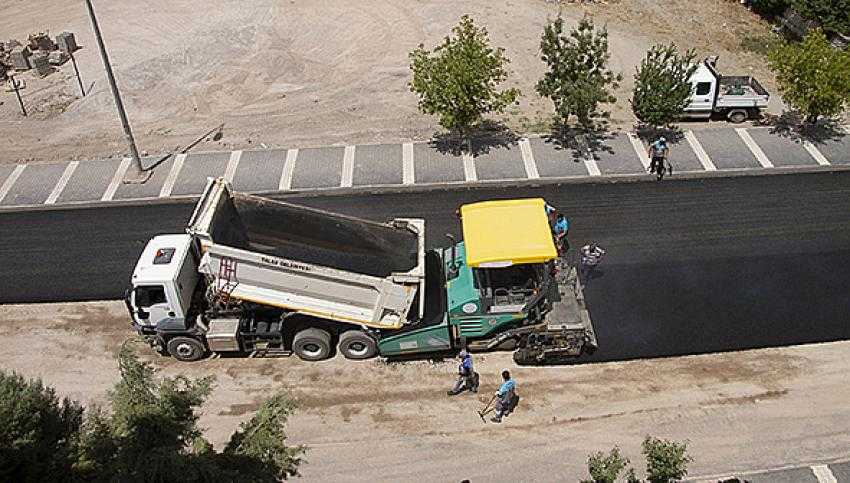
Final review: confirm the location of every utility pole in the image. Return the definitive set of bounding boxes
[69,50,85,97]
[85,0,146,182]
[9,74,27,116]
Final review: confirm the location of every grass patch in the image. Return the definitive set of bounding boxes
[740,32,782,56]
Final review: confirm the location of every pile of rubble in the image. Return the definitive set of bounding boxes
[0,31,78,81]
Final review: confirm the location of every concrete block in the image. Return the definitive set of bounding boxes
[56,32,77,53]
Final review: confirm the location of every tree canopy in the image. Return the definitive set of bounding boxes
[409,15,520,134]
[630,44,697,128]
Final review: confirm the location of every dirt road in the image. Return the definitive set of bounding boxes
[0,0,779,164]
[1,301,848,481]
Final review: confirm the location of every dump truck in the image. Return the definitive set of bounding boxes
[684,56,770,123]
[126,178,597,365]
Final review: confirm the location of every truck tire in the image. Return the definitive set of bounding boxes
[167,337,206,362]
[338,330,378,360]
[292,328,333,361]
[727,109,748,123]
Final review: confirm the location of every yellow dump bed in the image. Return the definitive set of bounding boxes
[460,198,557,267]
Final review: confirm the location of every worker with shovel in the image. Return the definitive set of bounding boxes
[447,350,479,396]
[490,369,518,423]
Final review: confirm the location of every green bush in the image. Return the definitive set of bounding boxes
[642,436,692,483]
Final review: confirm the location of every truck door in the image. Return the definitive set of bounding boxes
[689,80,715,113]
[132,285,171,327]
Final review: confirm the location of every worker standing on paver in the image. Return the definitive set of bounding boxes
[647,137,669,180]
[553,214,570,254]
[448,350,479,396]
[490,369,517,423]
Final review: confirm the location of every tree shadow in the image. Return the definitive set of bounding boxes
[634,124,686,145]
[756,110,847,144]
[543,123,615,162]
[429,119,520,157]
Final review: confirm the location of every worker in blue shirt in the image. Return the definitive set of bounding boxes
[553,214,570,253]
[491,369,518,423]
[447,350,479,395]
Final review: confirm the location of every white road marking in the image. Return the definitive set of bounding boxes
[0,164,27,203]
[584,157,601,176]
[341,145,355,188]
[45,161,79,205]
[811,465,838,483]
[627,132,650,170]
[802,141,830,166]
[684,130,717,171]
[402,143,414,185]
[463,152,477,182]
[279,148,298,190]
[736,128,773,168]
[159,154,186,198]
[224,150,242,182]
[519,138,539,179]
[101,158,130,201]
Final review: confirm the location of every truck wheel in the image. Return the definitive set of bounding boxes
[167,337,206,362]
[727,109,748,123]
[292,328,332,361]
[338,330,378,360]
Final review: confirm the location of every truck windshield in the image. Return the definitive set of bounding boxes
[135,285,166,307]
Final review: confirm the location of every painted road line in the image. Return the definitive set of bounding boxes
[627,132,650,170]
[736,128,773,168]
[402,143,414,185]
[224,150,242,182]
[0,164,26,203]
[45,161,79,205]
[519,138,539,179]
[812,465,837,483]
[462,152,477,182]
[101,158,131,201]
[584,156,601,176]
[341,145,355,188]
[159,153,187,198]
[684,130,717,171]
[802,141,830,166]
[279,148,298,190]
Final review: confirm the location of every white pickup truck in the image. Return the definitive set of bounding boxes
[684,56,770,123]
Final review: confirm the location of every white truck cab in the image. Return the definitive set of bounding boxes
[128,234,199,329]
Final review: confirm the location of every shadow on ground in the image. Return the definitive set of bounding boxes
[757,110,847,144]
[429,120,520,157]
[542,124,615,161]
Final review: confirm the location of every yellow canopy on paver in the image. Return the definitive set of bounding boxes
[460,198,557,268]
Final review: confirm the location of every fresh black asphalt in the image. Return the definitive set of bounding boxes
[2,172,849,363]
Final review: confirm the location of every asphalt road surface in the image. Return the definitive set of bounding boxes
[2,172,849,362]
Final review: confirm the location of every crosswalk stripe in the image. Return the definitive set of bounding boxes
[627,132,650,170]
[402,143,414,185]
[519,138,539,179]
[224,150,242,182]
[802,141,830,166]
[341,145,355,187]
[279,148,298,190]
[584,157,601,176]
[0,164,27,203]
[463,152,477,182]
[684,131,717,171]
[159,154,186,198]
[101,158,130,201]
[45,161,79,204]
[811,465,837,483]
[736,128,773,168]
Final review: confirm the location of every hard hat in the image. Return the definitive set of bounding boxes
[659,136,667,143]
[459,349,469,357]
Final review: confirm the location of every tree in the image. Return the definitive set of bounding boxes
[642,436,692,483]
[793,0,850,35]
[537,16,621,129]
[768,28,850,123]
[583,446,630,483]
[409,15,520,134]
[751,0,792,17]
[1,344,306,482]
[0,372,83,482]
[631,44,697,128]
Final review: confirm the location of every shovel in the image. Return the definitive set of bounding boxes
[477,394,497,423]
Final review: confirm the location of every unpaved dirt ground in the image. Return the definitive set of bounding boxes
[0,0,783,164]
[1,301,849,481]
